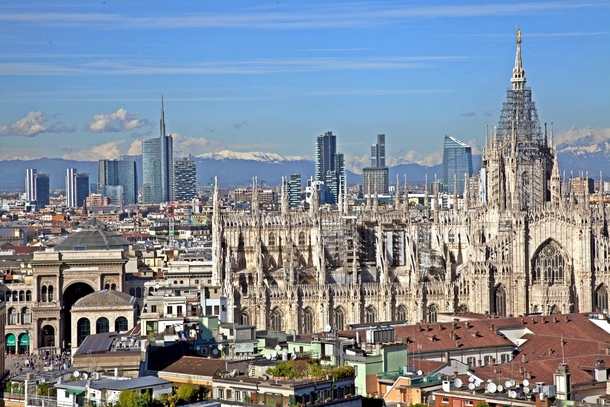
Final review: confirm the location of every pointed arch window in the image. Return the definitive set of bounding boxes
[303,307,314,334]
[365,306,376,324]
[495,285,506,317]
[532,241,566,284]
[334,307,345,331]
[396,305,407,322]
[298,232,306,246]
[270,308,282,331]
[597,285,609,313]
[268,233,276,247]
[427,304,438,323]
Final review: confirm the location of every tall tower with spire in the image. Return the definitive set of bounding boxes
[483,28,555,211]
[142,97,174,204]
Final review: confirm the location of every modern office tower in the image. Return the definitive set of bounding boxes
[66,169,90,208]
[25,169,37,202]
[288,172,302,209]
[315,131,337,182]
[98,159,138,205]
[362,167,389,195]
[35,173,50,208]
[174,156,197,201]
[314,131,344,204]
[442,135,473,194]
[370,134,386,168]
[142,98,174,204]
[363,134,389,195]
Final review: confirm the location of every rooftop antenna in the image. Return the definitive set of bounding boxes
[561,332,565,364]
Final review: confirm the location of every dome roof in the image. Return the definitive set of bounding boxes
[54,228,130,251]
[73,289,134,308]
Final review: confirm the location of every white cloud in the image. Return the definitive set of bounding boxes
[0,111,76,137]
[63,140,125,161]
[127,140,142,155]
[85,108,149,132]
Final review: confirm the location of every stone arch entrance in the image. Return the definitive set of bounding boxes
[62,282,95,349]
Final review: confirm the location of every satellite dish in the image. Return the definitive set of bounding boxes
[82,373,89,380]
[291,353,297,360]
[475,380,482,387]
[522,379,530,387]
[73,371,80,378]
[509,380,516,388]
[468,376,474,383]
[523,387,530,394]
[217,344,223,350]
[497,385,504,392]
[509,390,517,399]
[454,378,463,388]
[487,383,497,393]
[215,334,223,342]
[505,380,512,388]
[39,378,46,383]
[196,346,201,351]
[265,353,272,360]
[468,383,475,390]
[213,349,219,355]
[324,324,332,333]
[272,351,277,358]
[275,345,281,351]
[417,370,423,376]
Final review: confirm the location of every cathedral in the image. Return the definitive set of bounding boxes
[212,31,610,334]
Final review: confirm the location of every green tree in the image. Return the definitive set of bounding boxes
[37,382,57,397]
[118,390,152,407]
[176,381,198,404]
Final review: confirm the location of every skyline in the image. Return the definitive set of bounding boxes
[1,1,609,174]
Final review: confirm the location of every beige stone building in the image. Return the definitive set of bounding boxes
[3,223,133,355]
[211,32,610,334]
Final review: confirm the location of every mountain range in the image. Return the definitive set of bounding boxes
[0,135,607,191]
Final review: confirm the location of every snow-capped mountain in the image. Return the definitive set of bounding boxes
[198,150,308,163]
[556,130,610,176]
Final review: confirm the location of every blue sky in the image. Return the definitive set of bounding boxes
[1,1,609,171]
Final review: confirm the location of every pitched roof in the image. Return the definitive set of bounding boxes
[160,356,225,378]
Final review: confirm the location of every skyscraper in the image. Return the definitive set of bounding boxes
[314,131,344,204]
[363,134,389,195]
[142,98,174,204]
[370,134,386,168]
[442,135,473,194]
[288,173,301,209]
[25,169,37,202]
[174,156,197,202]
[66,168,90,207]
[35,173,50,208]
[98,159,138,205]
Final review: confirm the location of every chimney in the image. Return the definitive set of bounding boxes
[452,322,457,330]
[541,317,547,324]
[445,351,450,363]
[490,324,495,332]
[564,315,569,323]
[553,316,558,323]
[526,371,532,380]
[439,323,444,330]
[465,321,470,329]
[491,357,496,366]
[522,355,527,363]
[520,317,525,325]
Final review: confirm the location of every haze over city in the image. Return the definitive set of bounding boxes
[1,1,609,173]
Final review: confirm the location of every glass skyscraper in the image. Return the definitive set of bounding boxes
[314,131,345,204]
[142,98,174,204]
[35,173,50,208]
[66,168,89,207]
[442,135,473,194]
[98,159,137,205]
[370,134,386,168]
[364,134,389,194]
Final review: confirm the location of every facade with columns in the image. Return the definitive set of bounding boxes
[211,32,610,334]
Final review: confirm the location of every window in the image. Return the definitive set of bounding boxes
[500,354,510,363]
[21,307,31,324]
[8,307,17,325]
[271,308,282,331]
[115,317,128,332]
[532,241,566,284]
[427,304,438,323]
[226,390,232,399]
[597,285,609,313]
[41,286,47,302]
[26,290,32,301]
[213,306,219,315]
[167,306,173,315]
[334,308,345,330]
[150,305,157,313]
[365,306,376,324]
[466,357,476,367]
[48,285,54,301]
[465,401,473,406]
[303,308,314,334]
[268,233,276,247]
[177,306,183,317]
[396,305,407,322]
[298,232,306,246]
[442,398,449,404]
[129,287,135,296]
[77,318,91,346]
[483,355,492,366]
[218,389,224,399]
[235,391,242,402]
[96,317,109,334]
[495,285,506,317]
